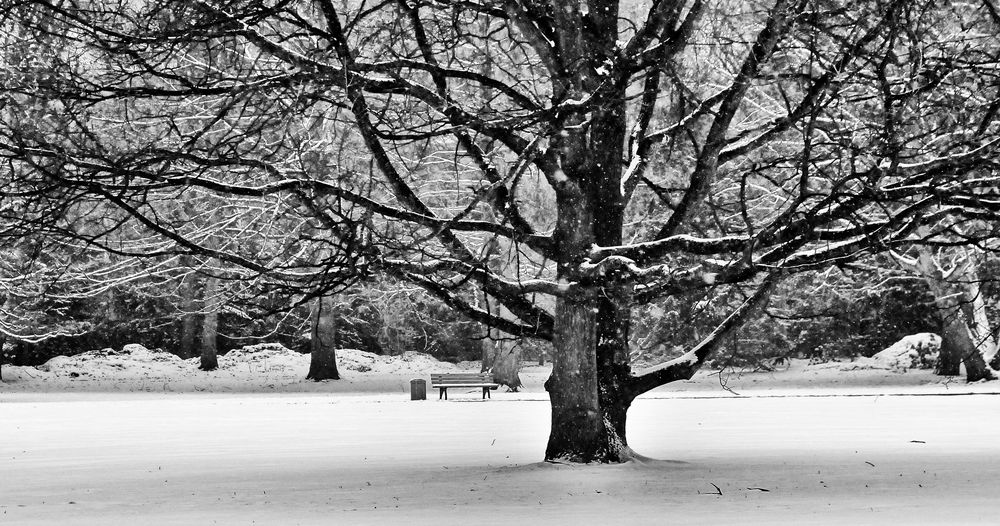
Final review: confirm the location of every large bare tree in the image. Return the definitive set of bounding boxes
[2,0,1000,462]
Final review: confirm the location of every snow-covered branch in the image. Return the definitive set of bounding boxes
[629,272,781,396]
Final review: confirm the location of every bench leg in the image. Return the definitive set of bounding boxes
[483,387,490,399]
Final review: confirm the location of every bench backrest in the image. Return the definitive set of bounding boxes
[431,372,495,384]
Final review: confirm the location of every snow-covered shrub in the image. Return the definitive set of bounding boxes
[223,343,298,363]
[336,349,379,372]
[870,333,941,372]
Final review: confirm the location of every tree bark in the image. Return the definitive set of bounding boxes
[941,314,994,381]
[543,137,636,462]
[307,295,340,381]
[198,276,219,371]
[911,248,996,381]
[545,296,632,462]
[480,337,494,371]
[541,0,634,455]
[486,340,523,391]
[936,316,962,376]
[962,276,997,357]
[179,268,199,360]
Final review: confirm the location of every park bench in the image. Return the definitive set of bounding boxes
[430,372,499,400]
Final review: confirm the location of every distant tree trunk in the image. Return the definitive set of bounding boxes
[940,312,993,382]
[307,295,340,381]
[484,340,523,390]
[178,266,199,360]
[198,276,219,371]
[936,317,962,376]
[957,268,997,375]
[941,316,994,382]
[479,290,524,390]
[477,221,523,389]
[911,248,996,381]
[966,264,1000,370]
[963,278,997,357]
[480,336,495,371]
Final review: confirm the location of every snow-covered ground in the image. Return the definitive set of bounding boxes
[3,343,1000,524]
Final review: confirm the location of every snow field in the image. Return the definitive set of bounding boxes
[3,392,998,525]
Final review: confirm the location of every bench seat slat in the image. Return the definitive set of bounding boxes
[430,372,499,399]
[431,373,496,384]
[431,384,500,389]
[431,378,494,384]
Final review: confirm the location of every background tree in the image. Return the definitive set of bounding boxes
[307,294,340,380]
[3,0,1000,463]
[894,244,999,380]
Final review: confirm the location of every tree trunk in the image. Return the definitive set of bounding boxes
[963,276,997,358]
[544,293,640,463]
[957,265,997,376]
[543,159,634,462]
[477,212,523,389]
[596,289,636,449]
[965,348,994,382]
[486,341,523,391]
[940,313,994,381]
[541,15,632,457]
[936,317,962,376]
[179,267,199,360]
[480,337,494,371]
[198,276,219,371]
[912,249,996,380]
[545,296,630,462]
[307,295,340,381]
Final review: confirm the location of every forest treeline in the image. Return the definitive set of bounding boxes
[0,258,978,372]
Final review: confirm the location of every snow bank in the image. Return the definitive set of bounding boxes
[2,343,472,392]
[840,333,940,372]
[217,343,304,376]
[37,344,184,378]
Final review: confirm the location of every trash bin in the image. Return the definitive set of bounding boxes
[410,378,426,400]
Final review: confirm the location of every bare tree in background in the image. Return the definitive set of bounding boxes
[3,0,1000,462]
[894,244,998,380]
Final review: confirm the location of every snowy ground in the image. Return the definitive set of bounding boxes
[3,344,1000,524]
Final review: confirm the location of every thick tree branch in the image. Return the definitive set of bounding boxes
[629,272,781,396]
